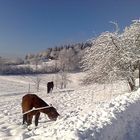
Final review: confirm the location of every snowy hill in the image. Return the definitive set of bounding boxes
[0,73,140,140]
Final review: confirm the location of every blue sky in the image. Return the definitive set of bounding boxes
[0,0,140,57]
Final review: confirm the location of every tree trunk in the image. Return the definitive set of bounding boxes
[127,76,136,91]
[138,60,140,87]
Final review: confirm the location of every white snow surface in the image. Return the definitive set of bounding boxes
[0,73,140,140]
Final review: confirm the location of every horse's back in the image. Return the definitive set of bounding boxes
[22,94,48,113]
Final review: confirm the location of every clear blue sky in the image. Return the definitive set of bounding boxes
[0,0,140,57]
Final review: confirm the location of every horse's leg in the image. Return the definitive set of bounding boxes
[27,113,33,126]
[35,112,40,126]
[47,86,50,93]
[50,87,52,93]
[23,114,27,125]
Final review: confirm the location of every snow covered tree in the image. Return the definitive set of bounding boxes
[58,48,77,71]
[82,20,140,91]
[122,20,140,88]
[66,48,78,71]
[82,32,122,84]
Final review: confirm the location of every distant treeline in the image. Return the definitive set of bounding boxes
[24,42,92,63]
[0,41,92,75]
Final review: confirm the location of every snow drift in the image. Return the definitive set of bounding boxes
[77,88,140,140]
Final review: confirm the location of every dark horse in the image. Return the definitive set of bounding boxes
[22,94,59,126]
[47,81,54,93]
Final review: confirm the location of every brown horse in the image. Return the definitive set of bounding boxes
[47,81,54,93]
[22,94,59,126]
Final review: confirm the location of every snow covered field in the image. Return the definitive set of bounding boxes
[0,73,139,140]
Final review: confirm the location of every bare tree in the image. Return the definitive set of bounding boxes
[58,47,78,71]
[59,70,69,89]
[23,75,42,92]
[34,76,42,92]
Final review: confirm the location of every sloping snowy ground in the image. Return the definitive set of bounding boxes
[77,89,140,140]
[0,73,139,140]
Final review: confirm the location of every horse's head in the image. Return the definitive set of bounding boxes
[46,106,60,121]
